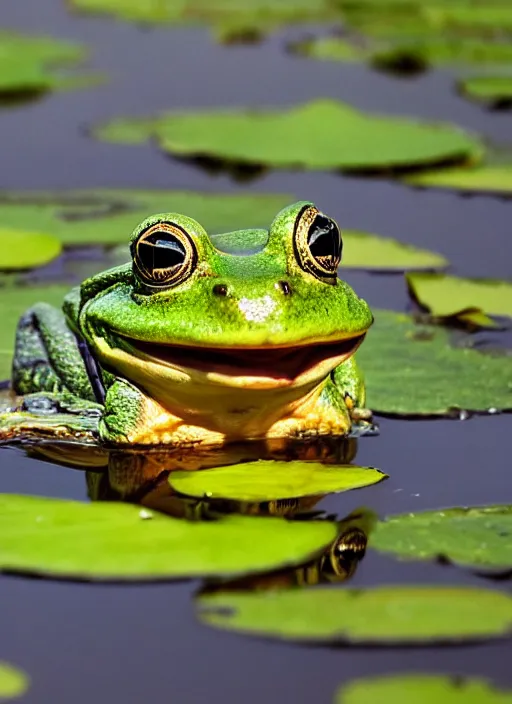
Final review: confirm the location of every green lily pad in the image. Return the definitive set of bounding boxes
[210,226,448,271]
[169,460,386,502]
[197,585,512,643]
[406,272,512,326]
[0,285,73,381]
[336,675,512,704]
[342,231,447,270]
[405,164,512,196]
[371,39,512,75]
[371,505,512,571]
[0,190,292,246]
[0,662,29,701]
[0,494,337,581]
[289,37,365,63]
[357,309,512,416]
[459,76,512,108]
[68,0,335,33]
[0,31,94,98]
[94,99,483,173]
[0,228,62,271]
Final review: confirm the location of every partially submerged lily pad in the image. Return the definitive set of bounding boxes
[406,272,512,327]
[0,190,292,246]
[459,75,512,109]
[336,674,512,704]
[357,309,512,416]
[0,662,29,700]
[371,505,512,571]
[169,460,386,502]
[94,99,483,173]
[197,585,512,643]
[405,164,512,196]
[0,228,61,270]
[0,31,94,98]
[0,494,337,581]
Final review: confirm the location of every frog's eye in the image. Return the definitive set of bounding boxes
[294,207,342,283]
[132,222,197,288]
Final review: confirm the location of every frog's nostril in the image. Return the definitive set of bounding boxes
[213,283,229,297]
[276,280,292,296]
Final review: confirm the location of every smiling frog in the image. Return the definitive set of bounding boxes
[9,202,373,447]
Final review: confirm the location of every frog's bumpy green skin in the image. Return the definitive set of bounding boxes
[7,202,372,446]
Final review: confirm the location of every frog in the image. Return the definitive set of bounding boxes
[7,201,373,449]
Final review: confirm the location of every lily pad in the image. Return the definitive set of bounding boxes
[357,309,512,416]
[94,99,483,173]
[459,76,512,109]
[289,37,365,63]
[0,494,337,581]
[68,0,335,33]
[405,164,512,196]
[0,662,28,700]
[169,460,386,502]
[336,675,512,704]
[406,272,512,326]
[0,31,93,98]
[0,190,292,247]
[0,228,61,270]
[371,505,512,571]
[197,585,512,643]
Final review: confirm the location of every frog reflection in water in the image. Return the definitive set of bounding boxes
[8,202,373,448]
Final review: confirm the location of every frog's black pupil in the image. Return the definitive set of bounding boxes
[138,232,186,272]
[307,215,342,269]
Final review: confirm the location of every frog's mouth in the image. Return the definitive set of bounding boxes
[113,332,366,384]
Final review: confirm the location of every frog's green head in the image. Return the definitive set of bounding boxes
[81,202,372,395]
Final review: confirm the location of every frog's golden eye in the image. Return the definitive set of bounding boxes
[132,222,197,288]
[294,206,342,284]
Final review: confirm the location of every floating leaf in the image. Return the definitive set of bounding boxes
[0,190,292,246]
[0,494,337,581]
[336,674,512,704]
[0,662,29,700]
[459,75,512,109]
[94,99,483,173]
[68,0,336,33]
[211,226,448,271]
[0,31,94,98]
[169,460,386,502]
[371,505,512,571]
[0,228,61,271]
[405,164,512,196]
[406,272,512,326]
[197,585,512,643]
[357,309,512,415]
[290,37,365,63]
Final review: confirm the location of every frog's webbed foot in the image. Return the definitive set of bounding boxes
[0,391,102,445]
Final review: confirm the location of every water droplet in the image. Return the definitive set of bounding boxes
[139,509,153,520]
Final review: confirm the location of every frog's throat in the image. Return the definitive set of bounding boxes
[92,332,366,392]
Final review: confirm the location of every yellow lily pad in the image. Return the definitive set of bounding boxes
[0,662,29,701]
[0,228,61,271]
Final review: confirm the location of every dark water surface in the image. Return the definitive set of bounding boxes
[1,1,511,702]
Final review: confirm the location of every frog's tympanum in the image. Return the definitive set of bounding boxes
[10,202,373,448]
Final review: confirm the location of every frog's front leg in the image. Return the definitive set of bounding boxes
[332,356,372,424]
[12,302,95,402]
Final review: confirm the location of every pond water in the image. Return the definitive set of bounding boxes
[0,1,511,702]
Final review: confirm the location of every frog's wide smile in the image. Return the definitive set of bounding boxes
[109,332,366,382]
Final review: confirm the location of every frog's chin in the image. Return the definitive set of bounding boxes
[102,332,366,391]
